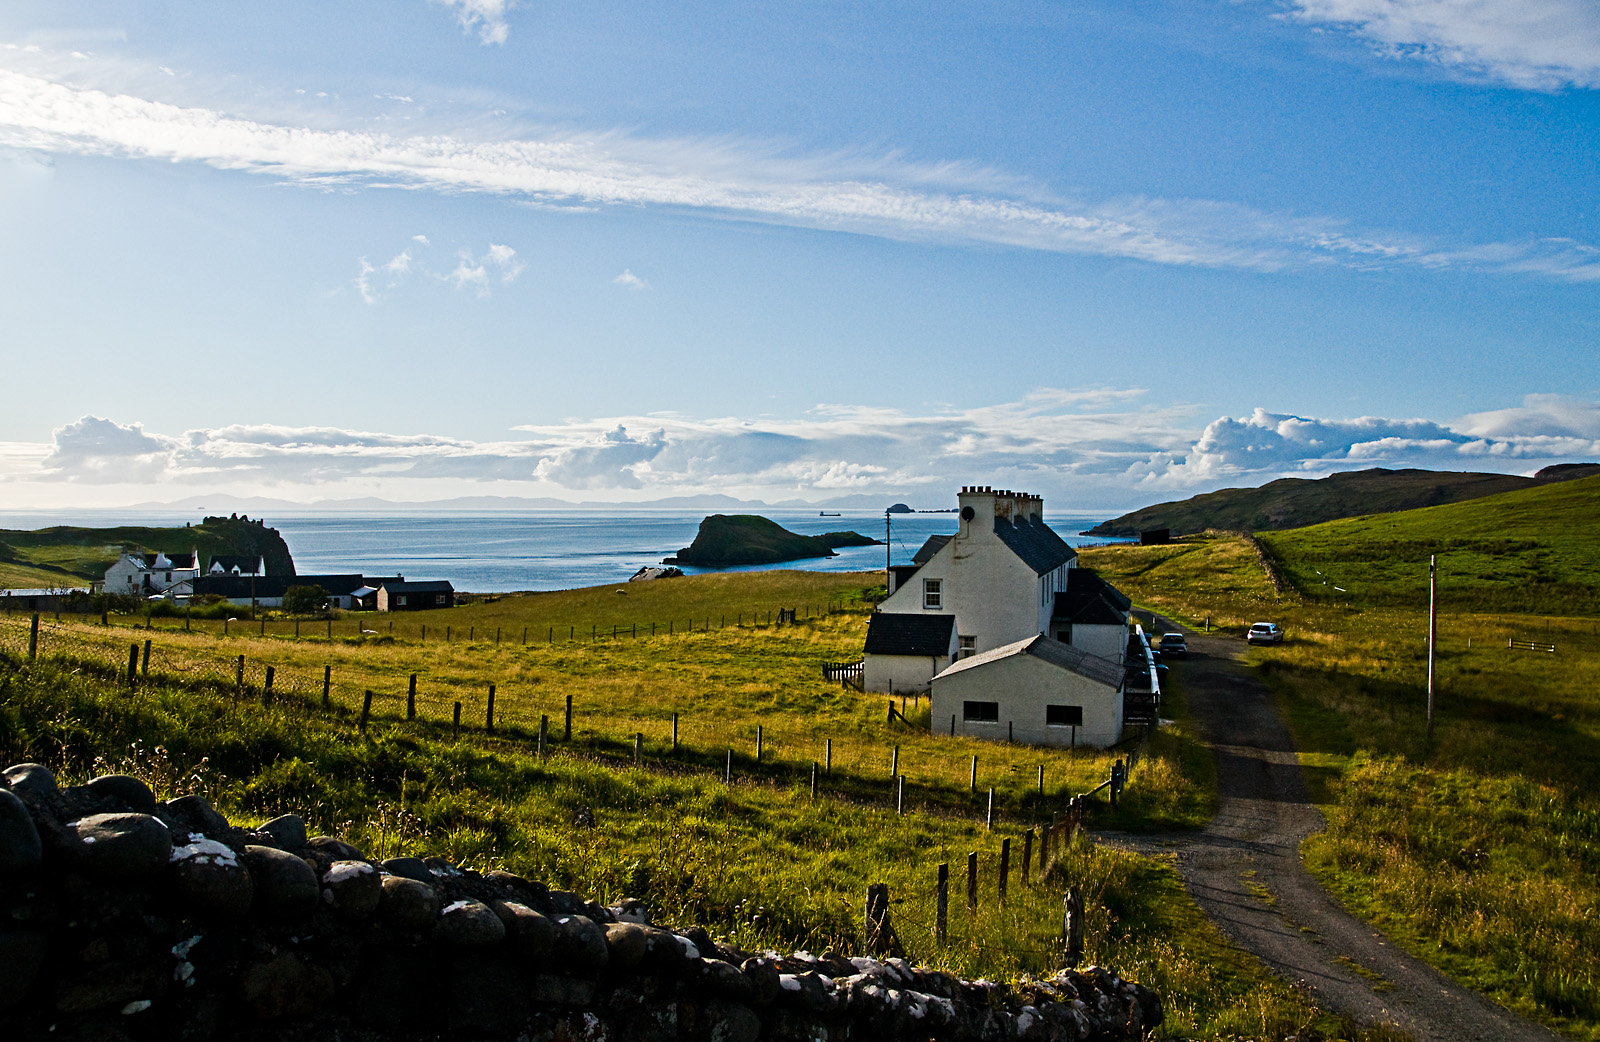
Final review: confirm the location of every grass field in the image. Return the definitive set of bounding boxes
[1082,505,1600,1039]
[0,566,1394,1040]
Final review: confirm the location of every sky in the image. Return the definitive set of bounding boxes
[0,0,1597,514]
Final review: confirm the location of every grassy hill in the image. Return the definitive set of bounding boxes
[0,517,296,587]
[1260,473,1600,615]
[1083,464,1600,538]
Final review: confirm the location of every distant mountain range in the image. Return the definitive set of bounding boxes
[121,492,923,513]
[1082,464,1600,538]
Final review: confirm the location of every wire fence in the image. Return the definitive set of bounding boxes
[0,611,1154,835]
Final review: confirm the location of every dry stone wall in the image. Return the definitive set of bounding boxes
[0,762,1161,1041]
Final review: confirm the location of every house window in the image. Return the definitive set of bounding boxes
[164,571,172,582]
[958,635,976,659]
[436,594,448,604]
[1046,705,1084,727]
[923,578,942,610]
[962,700,999,722]
[1055,624,1072,645]
[396,594,408,606]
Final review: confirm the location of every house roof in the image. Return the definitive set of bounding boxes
[912,534,952,565]
[192,574,379,598]
[1052,569,1132,626]
[993,516,1077,575]
[207,554,262,573]
[935,633,1124,689]
[864,612,957,656]
[380,580,455,594]
[134,551,199,570]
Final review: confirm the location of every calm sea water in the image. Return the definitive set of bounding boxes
[0,509,1126,592]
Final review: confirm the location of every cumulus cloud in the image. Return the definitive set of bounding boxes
[2,62,1597,281]
[1281,0,1600,90]
[15,394,1597,504]
[356,238,520,301]
[431,0,517,45]
[613,269,647,289]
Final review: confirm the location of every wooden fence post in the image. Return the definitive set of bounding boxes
[263,666,275,706]
[986,787,996,830]
[407,673,417,720]
[1062,886,1084,969]
[486,685,496,732]
[864,882,892,955]
[936,862,949,944]
[1022,828,1034,884]
[322,665,331,707]
[142,639,151,676]
[634,732,643,767]
[756,725,763,763]
[725,748,733,785]
[126,643,139,686]
[966,852,978,912]
[999,838,1011,906]
[360,690,372,733]
[950,714,956,736]
[28,613,39,660]
[452,701,461,739]
[970,755,977,792]
[810,761,818,799]
[539,715,548,759]
[1037,764,1044,794]
[672,713,679,752]
[890,744,898,777]
[825,738,832,772]
[564,695,573,741]
[896,774,905,815]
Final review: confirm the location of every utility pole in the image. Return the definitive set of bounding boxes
[885,508,892,577]
[1427,554,1437,741]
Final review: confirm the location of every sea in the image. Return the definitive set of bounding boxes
[0,509,1129,593]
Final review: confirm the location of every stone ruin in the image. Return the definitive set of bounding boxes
[0,762,1162,1041]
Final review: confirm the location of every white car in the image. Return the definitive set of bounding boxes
[1246,622,1283,645]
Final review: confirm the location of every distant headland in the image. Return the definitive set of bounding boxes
[665,515,883,567]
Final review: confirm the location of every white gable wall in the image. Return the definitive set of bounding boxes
[931,652,1124,747]
[1053,621,1126,663]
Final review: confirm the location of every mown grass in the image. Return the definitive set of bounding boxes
[0,652,1384,1040]
[1083,527,1600,1040]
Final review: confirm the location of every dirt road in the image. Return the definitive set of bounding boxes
[1116,622,1562,1041]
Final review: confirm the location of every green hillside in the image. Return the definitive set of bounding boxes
[0,516,296,585]
[1260,473,1600,614]
[1083,464,1600,538]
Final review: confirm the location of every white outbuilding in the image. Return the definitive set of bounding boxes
[930,633,1126,748]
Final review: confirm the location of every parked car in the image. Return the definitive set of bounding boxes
[1158,632,1188,657]
[1246,622,1283,645]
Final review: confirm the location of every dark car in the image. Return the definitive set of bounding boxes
[1158,632,1188,658]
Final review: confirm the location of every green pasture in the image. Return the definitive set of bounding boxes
[1082,505,1600,1039]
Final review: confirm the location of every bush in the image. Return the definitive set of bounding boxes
[283,585,331,616]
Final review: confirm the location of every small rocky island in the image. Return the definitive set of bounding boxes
[667,515,882,567]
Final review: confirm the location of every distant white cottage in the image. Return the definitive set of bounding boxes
[862,485,1145,748]
[103,550,201,598]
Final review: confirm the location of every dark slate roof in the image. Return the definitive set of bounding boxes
[1052,569,1132,626]
[141,551,199,569]
[912,534,952,565]
[935,634,1123,689]
[864,612,956,656]
[993,517,1077,575]
[381,580,455,594]
[208,554,262,573]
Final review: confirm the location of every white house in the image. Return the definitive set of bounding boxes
[865,486,1131,694]
[206,554,265,576]
[930,634,1127,747]
[103,550,201,598]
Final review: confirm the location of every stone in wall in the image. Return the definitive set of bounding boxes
[0,762,1162,1041]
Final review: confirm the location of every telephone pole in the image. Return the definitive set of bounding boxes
[1426,554,1437,741]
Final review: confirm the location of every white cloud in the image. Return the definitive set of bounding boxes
[430,0,516,45]
[1281,0,1600,90]
[355,238,519,301]
[1,63,1596,281]
[11,394,1597,505]
[613,268,648,289]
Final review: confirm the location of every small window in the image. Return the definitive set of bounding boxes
[1055,624,1072,645]
[962,700,999,722]
[437,593,448,604]
[396,594,408,606]
[923,578,942,610]
[1046,705,1083,727]
[958,635,976,659]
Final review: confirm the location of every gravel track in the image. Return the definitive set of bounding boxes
[1107,621,1562,1042]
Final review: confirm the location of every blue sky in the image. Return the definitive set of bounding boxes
[1,0,1597,511]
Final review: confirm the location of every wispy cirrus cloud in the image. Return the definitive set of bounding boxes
[1280,0,1600,90]
[10,393,1596,507]
[1,63,1597,281]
